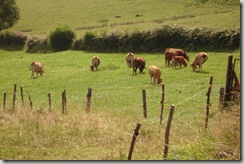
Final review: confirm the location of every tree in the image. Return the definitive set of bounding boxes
[0,0,20,30]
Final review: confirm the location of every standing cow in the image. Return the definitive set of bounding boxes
[165,48,189,66]
[191,52,208,71]
[29,62,44,79]
[125,52,134,67]
[149,65,163,84]
[91,56,100,71]
[132,57,146,75]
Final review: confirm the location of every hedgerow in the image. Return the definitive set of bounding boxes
[0,25,240,53]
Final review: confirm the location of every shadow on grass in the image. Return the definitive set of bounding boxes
[193,70,210,74]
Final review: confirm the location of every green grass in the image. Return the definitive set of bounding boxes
[0,0,241,160]
[0,50,240,160]
[8,0,240,37]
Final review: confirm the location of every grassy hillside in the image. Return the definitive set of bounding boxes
[9,0,240,37]
[0,50,240,160]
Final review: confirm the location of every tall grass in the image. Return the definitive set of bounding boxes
[0,50,240,160]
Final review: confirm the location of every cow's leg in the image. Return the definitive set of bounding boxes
[31,71,34,79]
[133,67,137,75]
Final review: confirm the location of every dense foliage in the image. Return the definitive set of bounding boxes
[49,26,75,52]
[0,31,27,50]
[73,25,240,52]
[0,0,20,30]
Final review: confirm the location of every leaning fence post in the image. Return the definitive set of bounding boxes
[160,84,165,125]
[12,84,17,110]
[205,76,213,129]
[86,88,92,112]
[128,123,141,160]
[142,90,147,118]
[48,93,51,112]
[20,86,25,109]
[164,104,175,159]
[3,92,6,111]
[27,91,33,110]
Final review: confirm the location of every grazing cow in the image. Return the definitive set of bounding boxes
[172,56,187,69]
[132,57,146,75]
[149,65,163,84]
[165,48,189,66]
[29,62,44,79]
[90,56,100,71]
[125,52,134,67]
[191,52,208,71]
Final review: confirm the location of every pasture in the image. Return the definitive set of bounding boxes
[10,0,240,37]
[0,49,240,160]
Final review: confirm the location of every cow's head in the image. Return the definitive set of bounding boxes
[157,78,163,84]
[40,70,45,76]
[191,63,197,71]
[90,65,94,71]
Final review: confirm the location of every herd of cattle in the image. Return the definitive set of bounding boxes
[29,48,208,85]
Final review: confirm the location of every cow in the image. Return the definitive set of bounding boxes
[125,52,134,67]
[90,56,100,71]
[29,62,44,79]
[132,57,146,75]
[149,65,163,84]
[172,56,187,69]
[165,48,189,66]
[191,52,208,71]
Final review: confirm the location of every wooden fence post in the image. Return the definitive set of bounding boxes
[128,123,141,160]
[160,84,165,125]
[142,90,147,118]
[224,55,233,102]
[20,86,24,109]
[164,104,175,159]
[86,88,92,112]
[205,76,213,129]
[62,89,67,114]
[3,92,6,111]
[219,87,224,107]
[12,84,17,110]
[27,91,33,110]
[48,93,51,112]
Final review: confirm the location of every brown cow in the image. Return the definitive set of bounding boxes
[149,65,162,84]
[125,52,134,67]
[29,62,44,79]
[90,56,100,71]
[132,57,146,75]
[172,56,187,69]
[165,48,189,66]
[191,52,208,71]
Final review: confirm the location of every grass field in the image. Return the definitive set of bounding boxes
[9,0,240,37]
[0,0,240,160]
[0,49,240,160]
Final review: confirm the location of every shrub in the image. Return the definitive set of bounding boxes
[49,26,75,52]
[0,31,27,50]
[68,25,240,53]
[25,36,49,53]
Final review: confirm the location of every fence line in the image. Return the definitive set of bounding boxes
[174,88,207,106]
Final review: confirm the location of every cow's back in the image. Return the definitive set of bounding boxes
[91,56,100,71]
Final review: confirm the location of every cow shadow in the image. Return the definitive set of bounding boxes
[193,70,210,74]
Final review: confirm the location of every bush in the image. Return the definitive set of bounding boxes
[70,25,240,53]
[49,26,75,52]
[0,31,27,50]
[25,36,49,53]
